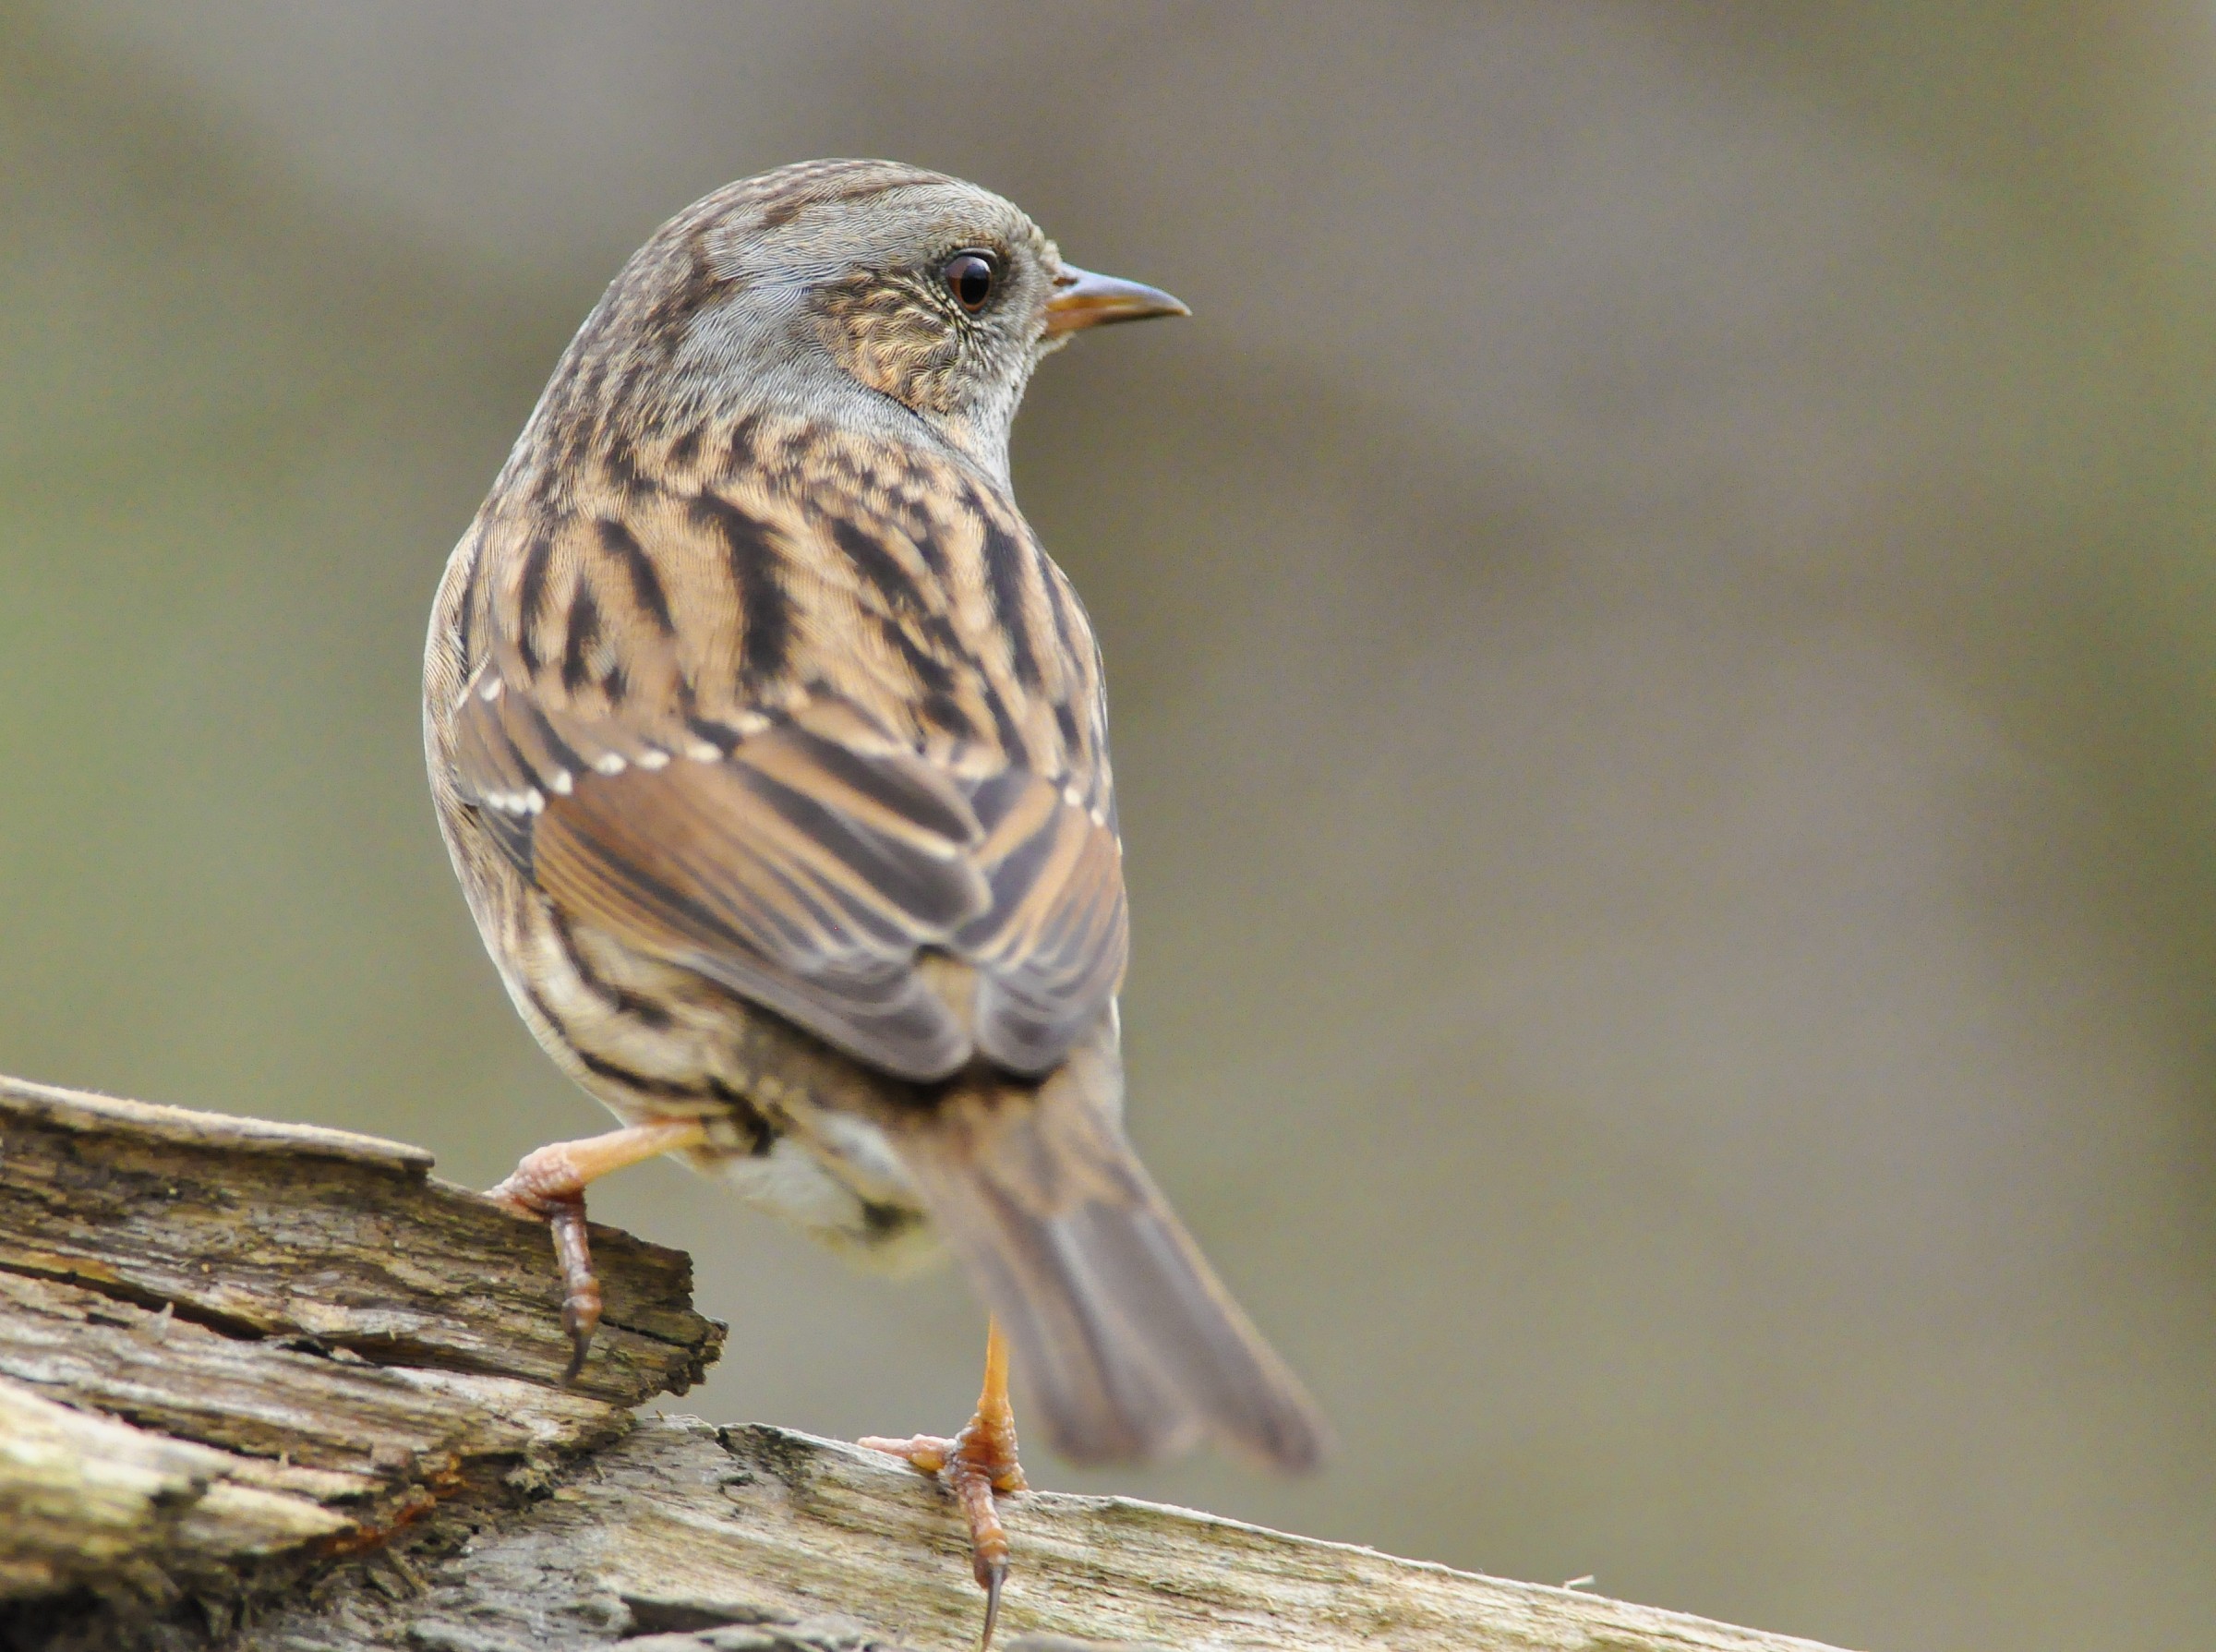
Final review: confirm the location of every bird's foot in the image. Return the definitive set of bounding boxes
[860,1320,1028,1648]
[487,1152,604,1381]
[485,1120,707,1382]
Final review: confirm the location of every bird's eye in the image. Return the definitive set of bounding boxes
[943,251,998,314]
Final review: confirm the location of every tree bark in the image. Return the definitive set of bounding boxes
[0,1075,1860,1652]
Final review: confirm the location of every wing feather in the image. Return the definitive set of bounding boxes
[524,727,990,1079]
[957,772,1129,1073]
[441,456,1128,1083]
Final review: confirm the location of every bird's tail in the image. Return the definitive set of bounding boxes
[882,1036,1328,1470]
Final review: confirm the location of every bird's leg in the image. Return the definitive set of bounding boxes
[860,1316,1030,1648]
[485,1119,706,1381]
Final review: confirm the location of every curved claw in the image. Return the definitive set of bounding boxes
[978,1555,1006,1651]
[861,1320,1025,1646]
[483,1121,710,1385]
[548,1200,602,1382]
[561,1319,595,1384]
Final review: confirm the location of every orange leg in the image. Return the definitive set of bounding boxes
[485,1119,706,1381]
[861,1317,1030,1648]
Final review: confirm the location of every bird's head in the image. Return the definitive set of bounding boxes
[575,161,1187,480]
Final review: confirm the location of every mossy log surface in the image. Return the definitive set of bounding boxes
[0,1075,1860,1652]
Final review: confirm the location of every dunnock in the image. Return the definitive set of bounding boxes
[424,159,1324,1642]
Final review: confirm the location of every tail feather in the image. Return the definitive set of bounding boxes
[885,1043,1327,1470]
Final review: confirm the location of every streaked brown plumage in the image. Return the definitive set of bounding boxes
[425,160,1323,1632]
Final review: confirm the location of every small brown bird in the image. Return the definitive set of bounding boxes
[424,159,1324,1640]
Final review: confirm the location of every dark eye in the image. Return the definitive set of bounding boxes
[943,250,998,313]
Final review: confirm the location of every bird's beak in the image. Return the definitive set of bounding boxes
[1044,265,1190,338]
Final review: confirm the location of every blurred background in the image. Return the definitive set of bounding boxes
[4,5,2213,1648]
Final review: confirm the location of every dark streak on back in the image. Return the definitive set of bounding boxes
[597,517,676,636]
[561,587,602,693]
[982,685,1027,762]
[602,434,656,499]
[724,414,761,478]
[691,491,794,689]
[515,532,554,674]
[829,516,922,614]
[981,517,1041,687]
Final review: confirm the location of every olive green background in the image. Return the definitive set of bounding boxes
[5,6,2213,1649]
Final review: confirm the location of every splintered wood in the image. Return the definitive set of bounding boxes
[0,1074,720,1634]
[0,1076,1860,1652]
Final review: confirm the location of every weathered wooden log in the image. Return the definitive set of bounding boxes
[0,1074,717,1647]
[0,1076,1860,1652]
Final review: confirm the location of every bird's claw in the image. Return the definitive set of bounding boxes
[978,1553,1007,1650]
[487,1166,603,1385]
[861,1361,1026,1648]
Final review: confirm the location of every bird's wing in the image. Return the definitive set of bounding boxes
[440,467,1127,1082]
[458,676,991,1079]
[956,768,1128,1074]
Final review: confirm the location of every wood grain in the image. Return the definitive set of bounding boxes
[246,1417,1863,1652]
[0,1073,724,1646]
[0,1075,1860,1652]
[0,1075,722,1404]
